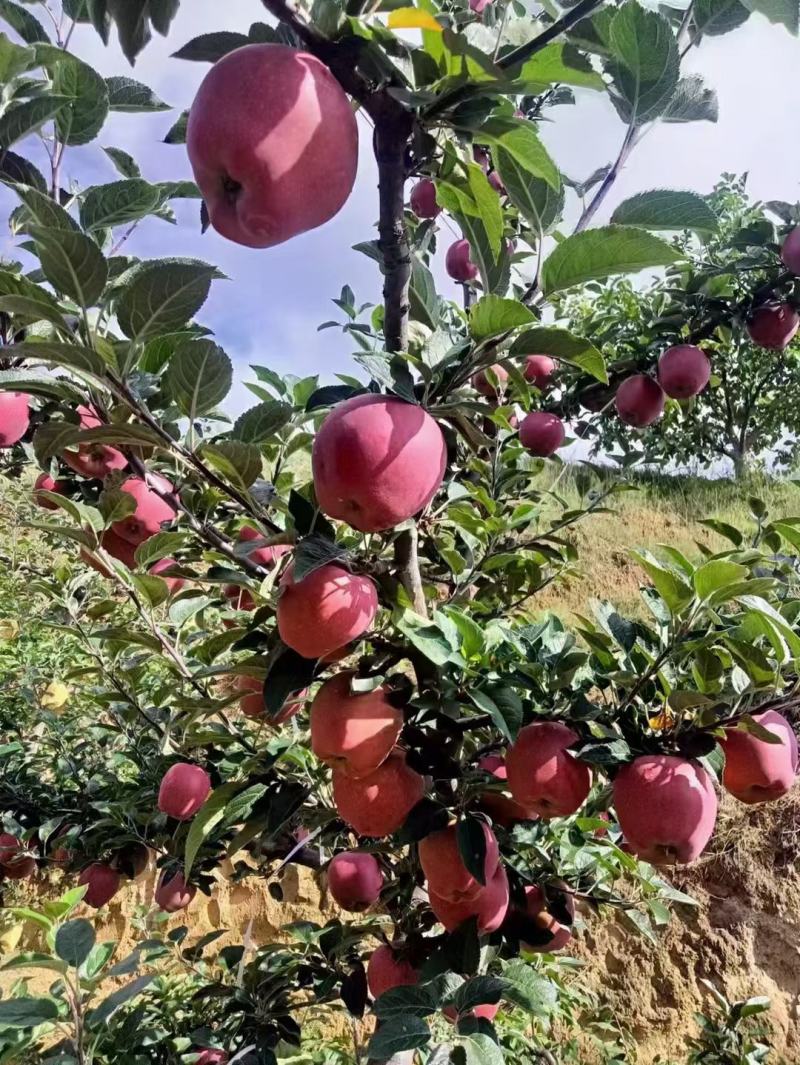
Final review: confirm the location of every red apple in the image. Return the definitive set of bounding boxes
[312,394,447,533]
[332,750,425,837]
[446,239,478,283]
[472,365,508,397]
[720,710,798,804]
[523,355,556,389]
[410,178,440,219]
[33,472,66,510]
[78,863,120,908]
[235,674,305,725]
[747,303,800,349]
[0,392,30,447]
[519,411,565,456]
[429,862,509,933]
[517,884,574,952]
[154,869,196,913]
[444,1003,499,1023]
[487,170,504,193]
[327,851,383,911]
[237,525,290,568]
[367,945,419,999]
[506,722,591,818]
[148,557,186,595]
[615,375,665,427]
[111,475,176,545]
[277,562,378,658]
[194,1051,228,1065]
[657,345,711,399]
[223,584,257,612]
[419,822,499,902]
[613,755,717,865]
[158,763,211,821]
[780,227,800,274]
[187,44,358,249]
[478,754,539,827]
[310,672,402,777]
[62,442,127,480]
[0,833,35,879]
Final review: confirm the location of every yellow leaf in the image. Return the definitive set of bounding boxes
[648,709,675,731]
[0,923,23,953]
[387,7,443,31]
[0,618,19,640]
[41,681,71,711]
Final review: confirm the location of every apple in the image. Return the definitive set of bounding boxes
[747,303,800,349]
[720,710,798,804]
[367,945,419,999]
[657,345,711,399]
[446,239,479,283]
[444,1002,499,1023]
[419,822,499,902]
[429,862,509,933]
[327,851,383,911]
[113,842,149,879]
[312,394,447,533]
[158,763,211,821]
[223,584,257,612]
[410,179,440,219]
[194,1051,228,1065]
[277,562,378,658]
[187,44,358,249]
[613,755,717,865]
[0,392,30,447]
[615,374,665,428]
[0,834,35,879]
[519,411,565,456]
[478,754,539,827]
[33,472,66,510]
[488,170,504,192]
[154,869,196,913]
[63,442,127,480]
[506,721,591,818]
[78,863,121,908]
[310,671,402,777]
[80,530,140,577]
[237,525,290,568]
[473,146,490,171]
[111,475,177,545]
[515,884,574,952]
[148,557,186,595]
[523,355,556,389]
[332,750,425,837]
[472,365,508,397]
[780,227,800,274]
[235,674,305,724]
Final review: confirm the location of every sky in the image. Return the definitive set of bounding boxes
[2,2,800,416]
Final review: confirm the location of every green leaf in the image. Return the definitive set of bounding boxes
[461,1034,505,1065]
[693,0,750,35]
[478,118,561,191]
[0,32,36,83]
[293,534,350,582]
[184,782,241,878]
[54,919,95,967]
[367,1016,430,1059]
[4,341,108,379]
[200,441,262,491]
[467,162,503,260]
[172,30,250,61]
[0,148,47,192]
[410,252,439,329]
[105,74,170,111]
[662,76,719,123]
[14,184,80,233]
[134,531,187,568]
[740,0,798,31]
[373,984,438,1019]
[631,550,693,614]
[495,148,564,235]
[607,0,680,124]
[468,688,518,744]
[454,976,506,1015]
[541,225,682,295]
[50,52,110,146]
[693,559,748,600]
[0,95,69,148]
[0,997,59,1027]
[454,210,511,296]
[115,259,219,341]
[469,295,534,340]
[0,294,68,330]
[517,42,604,90]
[80,179,162,231]
[80,941,116,979]
[611,190,718,234]
[0,952,67,976]
[163,109,188,144]
[0,0,49,43]
[232,400,292,444]
[165,338,232,418]
[103,146,141,179]
[510,326,607,382]
[28,226,108,308]
[86,975,153,1025]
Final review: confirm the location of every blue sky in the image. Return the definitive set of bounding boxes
[2,2,799,415]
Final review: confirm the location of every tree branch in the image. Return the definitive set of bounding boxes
[393,523,426,615]
[375,115,414,352]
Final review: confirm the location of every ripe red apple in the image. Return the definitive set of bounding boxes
[277,562,378,658]
[720,710,798,804]
[237,525,290,568]
[367,945,419,999]
[419,822,499,903]
[472,365,508,397]
[615,374,665,427]
[488,170,504,193]
[332,750,425,837]
[80,530,139,577]
[0,392,30,447]
[223,584,257,612]
[235,674,305,724]
[327,850,383,911]
[158,763,211,821]
[429,862,509,933]
[33,472,66,510]
[111,475,176,545]
[310,672,402,777]
[523,355,556,389]
[0,833,35,879]
[187,44,358,249]
[478,754,539,827]
[78,863,121,908]
[506,722,591,818]
[194,1051,228,1065]
[613,755,717,865]
[62,441,127,480]
[148,557,186,595]
[657,345,711,399]
[312,394,447,533]
[410,178,440,219]
[780,227,800,274]
[746,303,800,349]
[517,884,574,952]
[444,1002,499,1023]
[519,412,565,456]
[446,239,479,283]
[155,869,196,913]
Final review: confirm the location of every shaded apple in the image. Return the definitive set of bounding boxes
[310,671,402,777]
[155,869,196,913]
[367,945,419,999]
[410,178,440,219]
[444,1002,499,1023]
[519,411,565,456]
[515,884,575,953]
[158,763,211,821]
[472,365,508,397]
[277,562,378,658]
[0,392,30,447]
[657,345,711,399]
[429,862,509,933]
[419,821,499,902]
[237,524,290,568]
[235,673,305,724]
[446,239,478,283]
[0,833,35,880]
[615,375,665,428]
[327,850,383,911]
[747,303,800,349]
[194,1051,228,1065]
[223,584,257,612]
[78,863,121,908]
[523,354,556,389]
[148,557,186,595]
[332,750,425,837]
[478,754,539,827]
[720,710,798,804]
[33,472,66,510]
[187,44,358,248]
[780,227,800,274]
[506,721,591,818]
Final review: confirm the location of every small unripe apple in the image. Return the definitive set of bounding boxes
[327,850,383,911]
[148,557,186,595]
[312,394,447,532]
[657,345,711,399]
[506,722,591,818]
[519,412,565,456]
[410,179,440,219]
[0,392,30,447]
[158,763,211,821]
[367,945,419,999]
[746,303,800,349]
[615,375,665,427]
[111,475,176,545]
[429,862,509,933]
[277,562,378,658]
[311,671,402,777]
[780,228,800,274]
[155,869,196,913]
[446,239,479,283]
[523,355,556,389]
[720,710,798,804]
[187,44,358,248]
[237,525,290,568]
[613,755,717,865]
[332,750,425,837]
[419,822,499,902]
[78,863,121,908]
[472,365,508,397]
[33,472,66,510]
